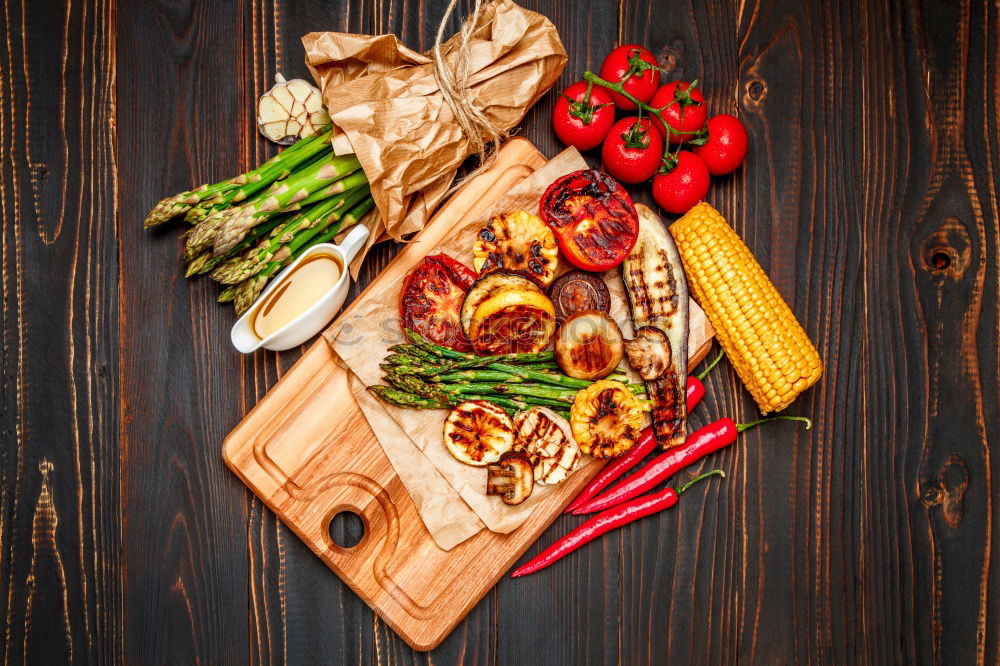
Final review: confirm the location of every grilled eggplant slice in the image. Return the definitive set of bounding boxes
[513,407,581,485]
[443,400,515,466]
[548,270,611,322]
[620,204,689,449]
[486,451,534,505]
[473,210,559,287]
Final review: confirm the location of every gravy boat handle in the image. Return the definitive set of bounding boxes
[337,224,370,264]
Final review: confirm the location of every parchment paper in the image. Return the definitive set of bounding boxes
[302,0,568,273]
[348,372,485,549]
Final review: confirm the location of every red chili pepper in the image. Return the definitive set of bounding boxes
[572,415,811,515]
[564,350,725,514]
[512,470,725,577]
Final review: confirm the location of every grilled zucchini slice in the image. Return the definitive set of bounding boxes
[460,272,541,336]
[473,210,559,287]
[443,400,515,466]
[468,289,556,355]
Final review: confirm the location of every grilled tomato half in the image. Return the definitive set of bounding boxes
[468,288,556,355]
[570,379,644,458]
[540,170,639,272]
[400,254,475,352]
[473,210,559,287]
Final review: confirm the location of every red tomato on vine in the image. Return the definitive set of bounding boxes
[652,151,710,214]
[598,44,660,110]
[650,81,707,143]
[601,117,664,184]
[552,82,616,151]
[692,114,748,175]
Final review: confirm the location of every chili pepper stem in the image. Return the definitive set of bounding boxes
[695,348,725,381]
[736,415,813,432]
[675,469,725,495]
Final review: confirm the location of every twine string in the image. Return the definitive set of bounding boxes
[432,0,507,170]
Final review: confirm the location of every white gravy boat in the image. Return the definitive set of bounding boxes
[230,224,369,353]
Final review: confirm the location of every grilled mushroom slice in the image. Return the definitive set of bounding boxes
[513,407,581,485]
[624,325,672,381]
[486,451,534,505]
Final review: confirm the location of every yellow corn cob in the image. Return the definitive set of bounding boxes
[670,202,822,413]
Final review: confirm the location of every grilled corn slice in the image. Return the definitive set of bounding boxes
[473,210,559,286]
[570,380,644,458]
[669,202,822,413]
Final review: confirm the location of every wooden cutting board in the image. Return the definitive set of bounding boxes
[223,138,715,651]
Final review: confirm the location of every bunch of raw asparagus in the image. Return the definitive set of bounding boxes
[370,331,645,419]
[143,126,374,315]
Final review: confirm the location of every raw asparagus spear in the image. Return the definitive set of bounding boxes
[211,186,369,284]
[296,169,368,208]
[143,126,332,228]
[232,195,374,315]
[213,153,362,255]
[186,214,289,278]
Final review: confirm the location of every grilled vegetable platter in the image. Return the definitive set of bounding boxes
[143,34,826,579]
[365,152,822,571]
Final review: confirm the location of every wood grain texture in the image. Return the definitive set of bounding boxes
[2,0,998,663]
[0,0,119,663]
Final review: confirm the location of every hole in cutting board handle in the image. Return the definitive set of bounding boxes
[328,510,366,550]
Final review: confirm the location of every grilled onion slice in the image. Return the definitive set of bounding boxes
[513,407,581,485]
[443,400,515,466]
[554,310,624,380]
[473,210,559,287]
[570,380,644,458]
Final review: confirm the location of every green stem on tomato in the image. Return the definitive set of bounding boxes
[582,71,699,135]
[583,70,701,172]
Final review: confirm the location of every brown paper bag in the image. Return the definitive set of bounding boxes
[302,0,567,271]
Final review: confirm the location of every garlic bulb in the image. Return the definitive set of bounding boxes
[257,73,331,145]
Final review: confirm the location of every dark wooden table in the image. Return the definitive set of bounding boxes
[3,0,998,663]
